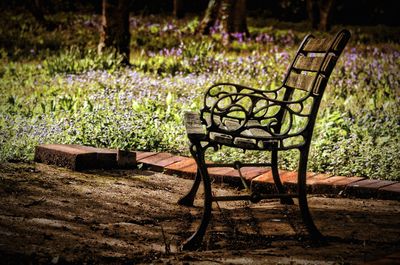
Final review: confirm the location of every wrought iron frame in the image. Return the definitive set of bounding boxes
[179,29,351,250]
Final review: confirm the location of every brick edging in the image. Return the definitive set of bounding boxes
[33,144,400,201]
[135,151,400,201]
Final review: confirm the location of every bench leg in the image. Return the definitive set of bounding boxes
[178,168,201,206]
[178,143,202,206]
[181,144,213,251]
[271,150,294,205]
[298,148,324,241]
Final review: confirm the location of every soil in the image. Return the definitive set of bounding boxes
[0,162,399,264]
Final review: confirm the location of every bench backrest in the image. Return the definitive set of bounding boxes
[273,29,351,145]
[282,29,350,99]
[199,30,351,150]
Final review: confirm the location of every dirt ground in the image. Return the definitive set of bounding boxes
[0,162,399,265]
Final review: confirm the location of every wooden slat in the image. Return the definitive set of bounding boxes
[221,119,272,139]
[293,54,337,73]
[285,72,315,91]
[233,137,257,149]
[210,132,233,144]
[303,37,333,52]
[293,55,324,71]
[222,118,242,131]
[248,128,270,138]
[303,32,348,53]
[184,112,206,137]
[243,120,271,138]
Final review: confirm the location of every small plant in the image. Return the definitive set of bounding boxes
[43,47,124,75]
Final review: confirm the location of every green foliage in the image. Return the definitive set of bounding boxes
[131,39,217,76]
[69,94,187,152]
[43,47,124,75]
[0,11,399,181]
[0,12,99,59]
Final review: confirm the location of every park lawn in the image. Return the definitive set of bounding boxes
[0,10,399,180]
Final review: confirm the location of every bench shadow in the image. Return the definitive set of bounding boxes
[174,199,400,262]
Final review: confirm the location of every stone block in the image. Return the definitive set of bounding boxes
[34,144,136,170]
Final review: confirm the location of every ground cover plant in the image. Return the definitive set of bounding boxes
[0,9,399,180]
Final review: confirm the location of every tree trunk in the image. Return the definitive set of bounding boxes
[306,0,335,31]
[231,0,248,35]
[173,0,185,18]
[220,0,234,34]
[197,0,221,35]
[306,0,319,29]
[197,0,248,38]
[98,0,131,65]
[220,0,248,41]
[318,0,335,31]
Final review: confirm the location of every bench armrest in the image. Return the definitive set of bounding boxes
[203,82,282,106]
[184,112,207,140]
[199,83,311,139]
[201,83,284,134]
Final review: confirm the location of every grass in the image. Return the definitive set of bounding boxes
[0,10,399,180]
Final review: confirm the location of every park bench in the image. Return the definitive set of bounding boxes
[179,29,351,250]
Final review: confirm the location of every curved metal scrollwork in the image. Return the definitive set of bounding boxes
[200,83,315,150]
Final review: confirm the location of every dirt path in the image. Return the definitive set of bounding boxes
[0,162,399,264]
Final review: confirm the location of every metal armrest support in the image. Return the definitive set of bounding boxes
[201,90,312,141]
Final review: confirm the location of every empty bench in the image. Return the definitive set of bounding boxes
[179,29,351,250]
